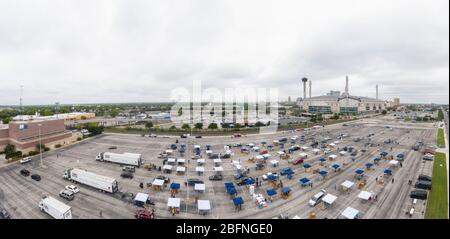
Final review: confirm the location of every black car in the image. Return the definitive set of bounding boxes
[20,169,30,177]
[186,178,203,186]
[418,174,432,182]
[121,172,134,179]
[108,146,117,150]
[236,177,254,186]
[0,208,10,219]
[195,135,202,138]
[415,181,432,190]
[31,174,41,181]
[410,190,428,200]
[209,174,223,181]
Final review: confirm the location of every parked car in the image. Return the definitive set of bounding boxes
[149,134,157,138]
[135,209,154,219]
[122,166,136,172]
[236,177,254,186]
[418,174,432,182]
[121,172,134,179]
[291,158,304,165]
[195,135,202,138]
[31,174,41,181]
[186,178,203,186]
[309,189,327,207]
[209,174,223,181]
[415,181,432,190]
[19,157,32,164]
[59,190,75,201]
[65,185,80,194]
[108,146,117,150]
[0,208,11,219]
[20,169,30,177]
[410,190,428,200]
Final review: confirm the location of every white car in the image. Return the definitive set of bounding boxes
[19,157,32,164]
[65,185,80,194]
[308,189,327,207]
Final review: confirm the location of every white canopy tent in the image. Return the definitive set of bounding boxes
[329,143,336,147]
[213,167,223,172]
[341,180,355,190]
[389,160,399,167]
[214,158,222,164]
[194,183,206,192]
[167,158,176,164]
[177,158,186,164]
[134,193,149,203]
[329,155,338,160]
[197,158,205,165]
[322,194,338,206]
[196,166,205,173]
[205,150,213,155]
[339,151,346,156]
[176,166,186,173]
[262,154,271,159]
[301,146,309,151]
[313,149,320,154]
[299,153,308,158]
[256,155,264,160]
[198,200,211,212]
[162,165,173,171]
[277,151,286,156]
[341,207,360,219]
[167,198,181,208]
[270,160,279,167]
[153,179,165,187]
[357,191,373,201]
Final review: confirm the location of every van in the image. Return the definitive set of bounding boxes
[410,190,427,200]
[122,166,136,172]
[59,190,75,201]
[418,175,432,182]
[308,189,326,207]
[414,181,432,190]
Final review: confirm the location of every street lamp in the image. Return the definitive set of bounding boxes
[38,123,44,167]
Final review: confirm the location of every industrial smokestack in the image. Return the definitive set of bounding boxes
[376,85,379,99]
[345,76,349,96]
[302,77,308,100]
[309,80,312,98]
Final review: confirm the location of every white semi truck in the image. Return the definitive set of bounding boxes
[96,152,142,167]
[39,196,72,219]
[63,168,119,193]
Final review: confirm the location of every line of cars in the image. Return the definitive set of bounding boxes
[410,174,432,200]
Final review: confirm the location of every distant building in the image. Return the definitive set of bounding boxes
[13,112,95,122]
[0,119,75,153]
[301,77,387,114]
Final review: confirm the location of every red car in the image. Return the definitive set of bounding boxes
[292,158,304,165]
[423,148,435,155]
[296,128,304,132]
[135,209,154,219]
[260,150,269,155]
[233,134,242,138]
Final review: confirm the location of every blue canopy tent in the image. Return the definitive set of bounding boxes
[355,169,365,179]
[361,149,367,153]
[233,197,244,205]
[380,152,388,157]
[303,164,312,169]
[245,178,256,185]
[351,153,357,158]
[256,163,264,170]
[331,164,340,172]
[266,189,277,197]
[224,182,234,188]
[227,187,237,195]
[384,168,393,175]
[373,157,381,164]
[319,170,328,178]
[299,177,312,187]
[319,158,327,163]
[267,174,279,181]
[365,163,374,169]
[282,187,291,194]
[170,183,181,190]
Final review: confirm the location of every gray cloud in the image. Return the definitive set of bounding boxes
[0,0,448,105]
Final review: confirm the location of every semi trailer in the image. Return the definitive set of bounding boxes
[63,168,119,193]
[96,152,142,167]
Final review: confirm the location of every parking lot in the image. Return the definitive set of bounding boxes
[0,116,437,219]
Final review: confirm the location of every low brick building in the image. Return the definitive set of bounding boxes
[0,119,74,153]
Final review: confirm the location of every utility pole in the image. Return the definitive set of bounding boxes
[20,85,23,113]
[38,124,44,168]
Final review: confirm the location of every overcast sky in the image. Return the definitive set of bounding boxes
[0,0,448,105]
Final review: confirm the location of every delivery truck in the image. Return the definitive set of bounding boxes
[96,152,142,167]
[38,196,72,219]
[63,168,119,193]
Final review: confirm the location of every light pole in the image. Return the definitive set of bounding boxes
[38,123,44,167]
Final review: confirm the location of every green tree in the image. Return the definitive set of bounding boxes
[182,124,191,130]
[109,109,120,118]
[255,121,265,127]
[178,107,183,116]
[4,144,16,156]
[194,123,203,129]
[145,122,154,129]
[170,125,177,130]
[381,110,387,115]
[234,123,242,128]
[437,109,444,121]
[208,123,218,129]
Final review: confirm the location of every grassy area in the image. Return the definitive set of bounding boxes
[437,128,445,148]
[425,152,448,219]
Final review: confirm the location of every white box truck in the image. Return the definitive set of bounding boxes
[96,152,142,167]
[39,196,72,219]
[63,168,119,193]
